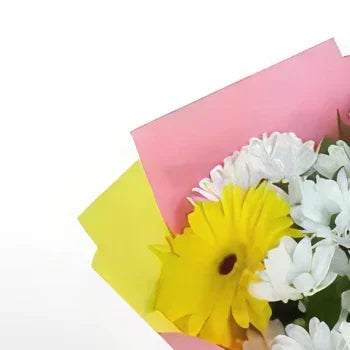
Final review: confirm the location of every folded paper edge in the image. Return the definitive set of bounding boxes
[78,161,181,335]
[130,38,345,135]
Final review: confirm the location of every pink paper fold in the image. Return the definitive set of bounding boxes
[132,39,350,234]
[161,333,223,350]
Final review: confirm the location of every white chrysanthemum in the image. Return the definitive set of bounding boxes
[272,291,350,349]
[250,237,337,303]
[331,248,350,278]
[271,317,350,350]
[193,132,317,200]
[290,168,350,248]
[314,140,350,179]
[336,290,350,333]
[340,322,350,349]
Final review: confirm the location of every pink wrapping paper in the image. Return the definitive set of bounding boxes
[161,333,223,350]
[132,39,350,235]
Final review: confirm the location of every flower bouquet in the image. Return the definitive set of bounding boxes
[79,39,350,349]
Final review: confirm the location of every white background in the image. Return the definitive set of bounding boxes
[0,1,350,349]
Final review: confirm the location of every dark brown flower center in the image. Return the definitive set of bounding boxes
[218,254,237,275]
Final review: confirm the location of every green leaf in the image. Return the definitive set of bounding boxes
[305,276,350,328]
[271,300,303,326]
[329,213,339,230]
[340,245,350,260]
[338,110,350,144]
[290,222,304,230]
[318,137,335,155]
[332,167,345,181]
[306,171,327,182]
[273,181,289,194]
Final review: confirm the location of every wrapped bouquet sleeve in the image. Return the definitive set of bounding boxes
[131,39,350,234]
[80,39,350,350]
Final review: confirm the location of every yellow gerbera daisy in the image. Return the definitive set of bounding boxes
[153,182,300,349]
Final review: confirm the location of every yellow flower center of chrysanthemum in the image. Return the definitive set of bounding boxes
[154,183,300,350]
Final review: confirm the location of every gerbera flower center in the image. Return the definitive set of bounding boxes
[155,183,299,349]
[218,254,237,275]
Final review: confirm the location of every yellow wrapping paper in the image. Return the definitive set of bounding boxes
[79,160,179,333]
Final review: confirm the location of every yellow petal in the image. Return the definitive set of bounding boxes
[246,294,271,332]
[155,231,223,325]
[156,182,301,348]
[200,280,246,349]
[79,161,178,332]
